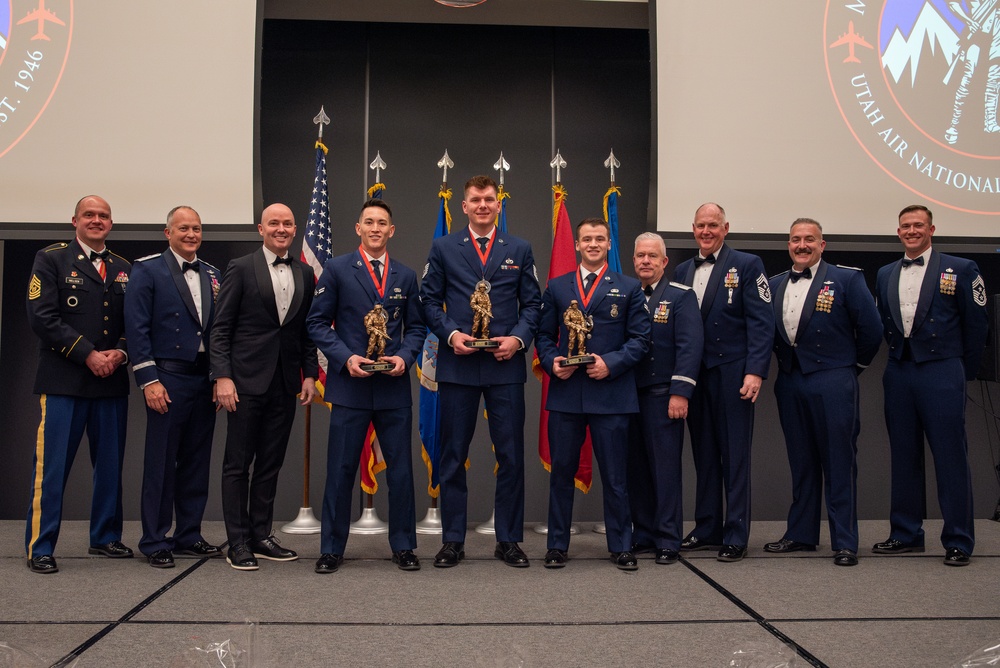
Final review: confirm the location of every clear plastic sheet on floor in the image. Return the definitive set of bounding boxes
[952,639,1000,667]
[729,641,801,668]
[0,641,77,668]
[168,621,257,668]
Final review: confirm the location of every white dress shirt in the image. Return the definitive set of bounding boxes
[899,247,931,338]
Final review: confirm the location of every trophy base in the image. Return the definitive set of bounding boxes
[360,361,394,372]
[560,355,595,367]
[465,339,500,349]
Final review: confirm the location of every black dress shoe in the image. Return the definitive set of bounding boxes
[655,549,679,565]
[392,550,421,571]
[226,543,259,571]
[763,539,817,553]
[833,549,858,566]
[680,535,719,551]
[631,542,655,555]
[433,542,464,568]
[494,541,530,568]
[249,536,298,561]
[88,541,134,558]
[27,555,58,574]
[611,551,638,571]
[944,547,971,566]
[315,553,344,574]
[175,541,222,558]
[544,549,568,569]
[717,544,748,562]
[148,550,175,569]
[872,538,924,554]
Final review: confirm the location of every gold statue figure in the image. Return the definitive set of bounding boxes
[564,299,592,358]
[364,304,390,360]
[470,282,493,339]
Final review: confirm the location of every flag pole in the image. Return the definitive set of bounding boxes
[282,106,331,535]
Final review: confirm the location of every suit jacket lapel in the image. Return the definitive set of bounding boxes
[166,254,202,325]
[287,261,305,322]
[647,281,668,323]
[773,275,791,345]
[253,248,281,324]
[700,244,729,317]
[353,250,380,303]
[887,260,904,335]
[796,261,825,336]
[200,267,215,330]
[71,239,105,286]
[912,250,939,335]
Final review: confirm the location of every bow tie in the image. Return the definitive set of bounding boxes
[789,267,812,283]
[89,250,110,262]
[901,256,924,268]
[272,256,293,267]
[694,254,716,267]
[182,261,200,273]
[643,284,654,296]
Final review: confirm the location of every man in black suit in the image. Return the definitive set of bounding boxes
[211,202,319,571]
[24,195,133,574]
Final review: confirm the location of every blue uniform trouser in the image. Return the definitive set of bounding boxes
[25,394,128,557]
[883,357,974,554]
[321,404,416,555]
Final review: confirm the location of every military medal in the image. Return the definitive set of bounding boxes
[654,301,670,324]
[725,267,739,303]
[816,285,835,313]
[940,269,957,295]
[476,279,491,294]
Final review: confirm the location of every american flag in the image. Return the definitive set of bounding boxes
[300,142,332,277]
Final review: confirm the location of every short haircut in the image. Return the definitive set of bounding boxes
[74,195,106,218]
[577,217,610,237]
[633,231,666,255]
[464,175,498,197]
[790,217,823,233]
[898,204,932,224]
[695,202,727,220]
[166,205,199,227]
[361,198,392,219]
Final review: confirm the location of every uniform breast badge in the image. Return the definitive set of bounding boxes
[724,267,739,304]
[816,285,835,313]
[940,269,957,295]
[653,301,670,324]
[610,303,619,318]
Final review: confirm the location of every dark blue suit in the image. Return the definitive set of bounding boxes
[876,250,989,554]
[24,239,131,558]
[673,244,774,546]
[125,251,220,556]
[628,282,703,552]
[770,261,881,552]
[419,226,541,543]
[536,269,649,553]
[307,251,425,555]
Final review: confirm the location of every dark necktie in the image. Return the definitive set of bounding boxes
[694,254,716,267]
[370,259,382,282]
[272,256,293,267]
[583,272,596,293]
[901,256,924,268]
[788,267,811,283]
[643,284,653,296]
[89,250,110,262]
[183,261,200,273]
[477,237,490,253]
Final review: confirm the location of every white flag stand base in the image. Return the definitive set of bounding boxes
[415,506,443,534]
[280,507,321,535]
[533,523,580,535]
[350,506,389,535]
[474,510,496,535]
[593,522,607,534]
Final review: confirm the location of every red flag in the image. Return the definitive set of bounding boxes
[533,185,593,492]
[360,423,387,494]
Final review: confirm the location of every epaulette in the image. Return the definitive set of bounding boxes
[769,270,790,280]
[134,253,162,262]
[669,281,692,291]
[201,261,220,273]
[108,250,130,263]
[43,242,68,252]
[836,264,863,272]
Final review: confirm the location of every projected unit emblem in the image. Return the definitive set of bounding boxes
[825,0,1000,215]
[0,0,72,160]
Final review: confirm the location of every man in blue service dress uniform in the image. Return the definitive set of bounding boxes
[627,232,703,566]
[420,175,542,568]
[671,203,774,562]
[212,203,319,571]
[536,218,649,570]
[307,199,425,574]
[125,206,223,569]
[763,218,882,567]
[873,204,989,566]
[24,195,133,574]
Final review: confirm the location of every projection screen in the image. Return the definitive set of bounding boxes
[0,0,257,225]
[657,0,1000,238]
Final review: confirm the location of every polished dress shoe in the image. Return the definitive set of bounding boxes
[433,542,464,568]
[611,551,638,571]
[27,555,58,574]
[655,549,679,565]
[148,550,175,569]
[494,541,530,568]
[631,542,655,555]
[175,541,222,558]
[833,549,858,566]
[88,541,134,558]
[544,549,568,569]
[315,553,344,574]
[763,539,817,554]
[680,535,719,551]
[392,550,421,571]
[943,548,971,566]
[872,539,924,554]
[226,543,259,571]
[249,536,298,561]
[717,545,748,562]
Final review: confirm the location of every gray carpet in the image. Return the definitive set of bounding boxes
[1,519,998,667]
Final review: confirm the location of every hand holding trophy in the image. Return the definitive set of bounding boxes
[360,304,394,372]
[465,280,500,349]
[560,299,595,366]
